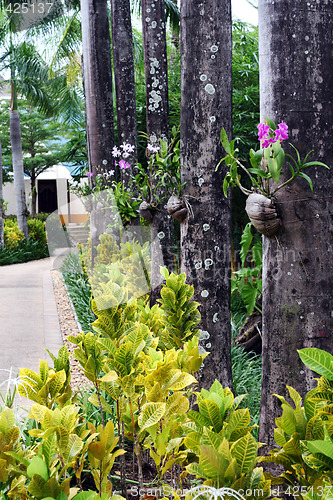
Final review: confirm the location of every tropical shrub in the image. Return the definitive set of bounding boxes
[63,233,151,309]
[6,278,333,497]
[0,217,49,265]
[183,380,270,498]
[27,218,47,246]
[111,181,140,225]
[4,219,25,249]
[67,267,206,491]
[260,348,333,490]
[0,348,126,498]
[0,238,49,266]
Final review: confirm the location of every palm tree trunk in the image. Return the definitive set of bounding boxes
[80,0,115,178]
[0,140,4,248]
[80,0,115,264]
[258,0,333,450]
[180,0,233,390]
[10,107,29,239]
[31,173,37,218]
[111,0,138,184]
[141,0,174,304]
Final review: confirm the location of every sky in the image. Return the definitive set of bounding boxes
[232,0,258,25]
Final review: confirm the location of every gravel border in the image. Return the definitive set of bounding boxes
[51,270,92,391]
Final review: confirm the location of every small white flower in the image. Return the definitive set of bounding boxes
[112,146,121,158]
[120,142,134,153]
[147,143,160,154]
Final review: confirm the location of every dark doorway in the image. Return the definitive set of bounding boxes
[38,180,58,213]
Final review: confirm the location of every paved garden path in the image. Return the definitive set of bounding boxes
[0,257,63,408]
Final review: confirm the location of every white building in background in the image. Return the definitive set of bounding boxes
[3,164,88,224]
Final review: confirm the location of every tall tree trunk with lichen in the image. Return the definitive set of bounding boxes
[80,0,115,263]
[10,80,28,239]
[80,0,115,177]
[141,0,174,303]
[111,0,137,185]
[258,0,333,450]
[0,140,4,248]
[180,0,233,389]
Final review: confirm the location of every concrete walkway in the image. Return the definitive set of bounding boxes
[0,257,63,407]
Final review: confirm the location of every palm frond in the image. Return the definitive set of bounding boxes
[48,11,82,76]
[48,79,84,125]
[132,27,144,77]
[164,0,180,35]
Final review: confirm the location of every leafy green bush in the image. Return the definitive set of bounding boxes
[28,218,47,246]
[261,348,333,489]
[29,212,50,222]
[3,264,333,497]
[61,235,151,331]
[111,181,140,225]
[0,238,49,265]
[184,380,270,498]
[4,219,25,249]
[0,217,49,265]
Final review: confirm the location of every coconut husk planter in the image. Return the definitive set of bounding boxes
[139,201,154,222]
[166,195,188,222]
[245,193,282,237]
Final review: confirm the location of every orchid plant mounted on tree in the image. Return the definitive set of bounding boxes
[70,129,186,225]
[217,118,329,236]
[133,128,187,222]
